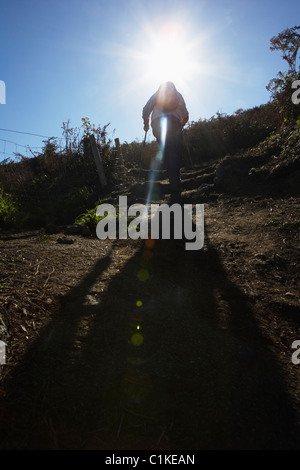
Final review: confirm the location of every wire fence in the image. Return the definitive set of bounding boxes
[0,127,134,228]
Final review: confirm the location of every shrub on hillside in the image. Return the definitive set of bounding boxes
[183,103,279,164]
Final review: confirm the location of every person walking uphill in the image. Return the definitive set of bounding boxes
[142,81,189,201]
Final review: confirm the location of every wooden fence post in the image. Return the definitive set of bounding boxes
[89,134,107,189]
[115,138,120,156]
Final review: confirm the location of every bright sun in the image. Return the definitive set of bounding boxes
[146,41,190,84]
[141,21,197,87]
[107,18,208,106]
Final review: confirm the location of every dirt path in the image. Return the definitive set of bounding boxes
[0,167,299,450]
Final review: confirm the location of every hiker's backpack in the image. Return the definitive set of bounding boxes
[156,82,180,113]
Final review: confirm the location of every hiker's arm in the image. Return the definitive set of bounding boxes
[142,93,157,130]
[178,94,189,127]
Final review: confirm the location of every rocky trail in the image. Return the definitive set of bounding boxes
[0,162,299,450]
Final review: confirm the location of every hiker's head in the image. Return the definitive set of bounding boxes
[158,81,177,94]
[156,81,179,112]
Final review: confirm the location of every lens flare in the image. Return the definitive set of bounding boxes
[160,116,168,148]
[145,238,155,249]
[138,268,149,281]
[131,332,144,346]
[142,249,153,260]
[145,116,168,205]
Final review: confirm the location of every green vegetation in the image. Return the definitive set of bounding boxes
[75,196,136,232]
[75,206,105,230]
[0,188,20,228]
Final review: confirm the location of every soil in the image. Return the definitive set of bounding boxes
[0,163,299,450]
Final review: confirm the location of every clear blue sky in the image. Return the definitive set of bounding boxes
[0,0,299,161]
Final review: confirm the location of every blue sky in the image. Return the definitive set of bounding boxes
[0,0,299,161]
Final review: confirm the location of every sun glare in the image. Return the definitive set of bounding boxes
[107,17,212,110]
[146,41,188,84]
[142,21,197,87]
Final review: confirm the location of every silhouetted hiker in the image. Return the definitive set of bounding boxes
[142,81,189,200]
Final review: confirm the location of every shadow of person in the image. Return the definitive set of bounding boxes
[1,215,299,450]
[151,236,300,450]
[0,253,112,449]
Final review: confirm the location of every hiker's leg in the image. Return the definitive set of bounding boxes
[165,132,183,195]
[167,116,183,184]
[151,118,166,170]
[151,118,161,142]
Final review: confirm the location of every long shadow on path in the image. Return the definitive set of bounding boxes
[0,226,299,449]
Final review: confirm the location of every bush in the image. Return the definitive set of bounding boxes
[0,118,129,229]
[183,103,279,165]
[0,189,20,228]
